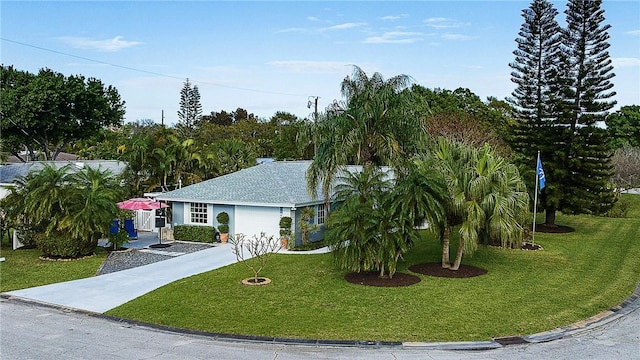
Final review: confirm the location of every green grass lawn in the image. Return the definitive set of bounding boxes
[0,238,108,293]
[107,194,640,342]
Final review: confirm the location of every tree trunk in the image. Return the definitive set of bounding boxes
[442,226,451,269]
[379,263,386,279]
[545,207,556,226]
[450,238,465,271]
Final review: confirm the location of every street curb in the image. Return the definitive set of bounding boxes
[2,281,639,350]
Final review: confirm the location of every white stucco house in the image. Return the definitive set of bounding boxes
[155,161,329,245]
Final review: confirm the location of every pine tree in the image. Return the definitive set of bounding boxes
[176,78,202,139]
[508,0,563,223]
[554,0,616,221]
[509,0,616,226]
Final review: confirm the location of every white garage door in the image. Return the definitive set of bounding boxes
[234,206,281,241]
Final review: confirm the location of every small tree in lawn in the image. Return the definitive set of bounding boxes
[231,232,280,284]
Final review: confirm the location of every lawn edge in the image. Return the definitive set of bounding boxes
[2,281,639,350]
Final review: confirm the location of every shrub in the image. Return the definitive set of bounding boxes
[107,229,130,250]
[35,230,95,259]
[15,225,38,248]
[603,198,630,218]
[173,225,216,243]
[217,212,230,233]
[279,216,292,237]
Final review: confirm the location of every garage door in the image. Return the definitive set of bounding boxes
[234,206,281,241]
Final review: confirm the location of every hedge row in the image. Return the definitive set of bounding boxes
[173,225,216,243]
[35,230,95,259]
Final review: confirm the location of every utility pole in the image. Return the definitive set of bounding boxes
[307,96,319,156]
[307,96,319,123]
[161,110,165,127]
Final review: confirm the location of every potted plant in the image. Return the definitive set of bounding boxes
[278,216,292,249]
[217,212,230,243]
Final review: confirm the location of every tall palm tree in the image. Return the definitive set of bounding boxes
[306,65,426,203]
[435,138,529,270]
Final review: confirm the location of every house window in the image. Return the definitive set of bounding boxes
[317,204,326,225]
[190,203,207,224]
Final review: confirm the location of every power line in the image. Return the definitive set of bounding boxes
[1,37,306,97]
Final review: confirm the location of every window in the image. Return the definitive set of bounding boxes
[190,203,208,224]
[317,204,325,225]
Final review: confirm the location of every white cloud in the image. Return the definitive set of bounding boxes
[363,31,424,44]
[381,14,409,21]
[276,27,308,33]
[424,17,470,29]
[612,57,640,67]
[321,22,367,31]
[625,30,640,36]
[268,60,350,73]
[57,35,142,52]
[307,16,321,22]
[442,33,474,41]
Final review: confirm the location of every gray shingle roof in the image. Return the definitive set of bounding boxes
[156,161,324,207]
[0,160,127,184]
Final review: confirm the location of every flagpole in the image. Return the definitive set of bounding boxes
[532,151,539,245]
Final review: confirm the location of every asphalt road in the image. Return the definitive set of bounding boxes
[1,298,638,360]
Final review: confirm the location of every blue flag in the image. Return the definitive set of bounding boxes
[537,154,546,190]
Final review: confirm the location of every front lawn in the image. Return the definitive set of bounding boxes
[107,195,640,342]
[0,238,108,293]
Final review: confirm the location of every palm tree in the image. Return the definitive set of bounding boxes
[214,139,257,176]
[306,65,426,203]
[328,164,445,279]
[4,164,124,257]
[339,66,423,166]
[21,164,71,234]
[327,165,398,277]
[58,166,122,254]
[434,138,530,270]
[385,156,447,237]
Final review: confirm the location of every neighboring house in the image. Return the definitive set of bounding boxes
[5,151,78,163]
[156,161,330,245]
[0,160,127,199]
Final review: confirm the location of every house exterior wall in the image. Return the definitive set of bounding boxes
[292,205,326,246]
[168,201,330,246]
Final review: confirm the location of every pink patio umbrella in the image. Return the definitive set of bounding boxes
[116,198,170,247]
[117,197,168,210]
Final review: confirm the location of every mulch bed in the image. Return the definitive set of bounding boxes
[521,242,543,251]
[409,263,487,278]
[344,271,421,287]
[534,224,575,233]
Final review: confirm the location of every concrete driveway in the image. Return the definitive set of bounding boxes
[4,243,238,313]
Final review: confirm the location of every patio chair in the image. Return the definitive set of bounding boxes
[124,219,138,239]
[110,220,119,235]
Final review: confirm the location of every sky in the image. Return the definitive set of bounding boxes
[2,1,639,126]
